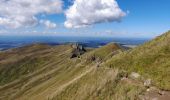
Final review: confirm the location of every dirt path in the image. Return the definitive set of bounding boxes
[48,65,95,99]
[25,63,96,100]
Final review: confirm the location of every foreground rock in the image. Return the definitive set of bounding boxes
[129,72,140,79]
[144,79,152,88]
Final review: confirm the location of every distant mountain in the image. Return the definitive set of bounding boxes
[0,31,170,100]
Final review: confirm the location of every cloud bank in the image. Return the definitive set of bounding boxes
[64,0,126,28]
[0,0,63,28]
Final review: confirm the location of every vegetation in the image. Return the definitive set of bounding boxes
[0,57,47,85]
[105,31,170,90]
[84,43,124,64]
[0,31,169,100]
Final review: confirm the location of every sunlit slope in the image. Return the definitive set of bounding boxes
[105,31,170,90]
[0,30,169,100]
[0,44,77,99]
[0,44,72,85]
[0,43,127,100]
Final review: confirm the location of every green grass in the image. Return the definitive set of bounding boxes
[53,68,145,100]
[84,43,123,64]
[0,57,47,85]
[105,31,170,90]
[0,31,170,100]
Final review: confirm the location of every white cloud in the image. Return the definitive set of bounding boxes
[40,20,57,29]
[64,0,126,28]
[0,0,63,28]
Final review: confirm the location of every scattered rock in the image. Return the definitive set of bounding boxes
[147,88,150,92]
[121,77,128,81]
[129,72,140,79]
[158,90,165,95]
[86,54,96,62]
[95,57,102,63]
[118,71,128,78]
[144,79,152,88]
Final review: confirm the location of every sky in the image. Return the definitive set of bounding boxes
[0,0,170,38]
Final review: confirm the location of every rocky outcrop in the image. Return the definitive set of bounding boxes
[70,43,86,58]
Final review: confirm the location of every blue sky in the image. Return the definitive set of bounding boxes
[0,0,170,38]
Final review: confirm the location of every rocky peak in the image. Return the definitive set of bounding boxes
[70,43,86,58]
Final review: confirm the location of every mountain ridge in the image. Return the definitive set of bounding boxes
[0,31,170,100]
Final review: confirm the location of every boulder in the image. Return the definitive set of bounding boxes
[144,79,152,88]
[129,72,140,79]
[158,90,165,95]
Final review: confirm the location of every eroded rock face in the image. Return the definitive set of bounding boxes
[70,44,86,58]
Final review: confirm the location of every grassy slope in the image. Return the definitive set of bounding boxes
[105,31,170,90]
[0,44,71,85]
[0,44,75,99]
[0,43,133,100]
[52,68,145,100]
[83,43,124,64]
[0,31,169,100]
